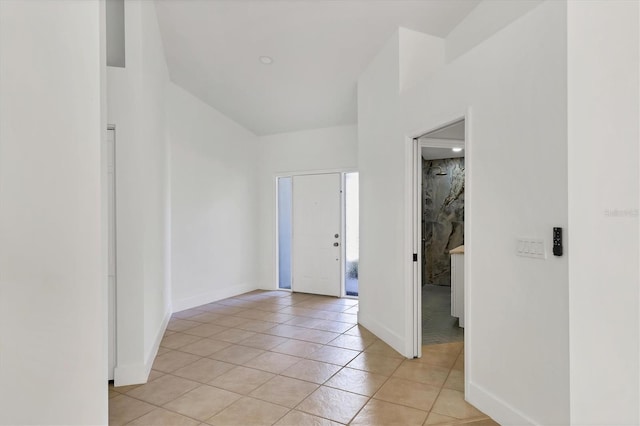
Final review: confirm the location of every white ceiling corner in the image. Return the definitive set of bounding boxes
[154,0,480,135]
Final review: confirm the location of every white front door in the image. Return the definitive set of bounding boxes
[107,128,116,380]
[292,173,341,297]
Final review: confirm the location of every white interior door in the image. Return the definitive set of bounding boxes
[292,173,341,297]
[107,128,116,380]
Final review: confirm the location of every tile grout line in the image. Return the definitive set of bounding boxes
[116,300,364,424]
[420,345,463,425]
[112,291,475,426]
[343,355,405,425]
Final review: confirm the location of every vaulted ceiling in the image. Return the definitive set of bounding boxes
[155,0,480,135]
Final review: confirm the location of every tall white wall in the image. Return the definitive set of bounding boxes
[137,0,171,367]
[567,1,639,424]
[405,3,569,423]
[256,125,358,289]
[0,0,108,424]
[399,28,445,92]
[167,82,259,311]
[359,1,570,424]
[107,0,171,385]
[445,0,544,63]
[357,33,410,353]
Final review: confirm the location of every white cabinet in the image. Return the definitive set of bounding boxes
[450,245,464,328]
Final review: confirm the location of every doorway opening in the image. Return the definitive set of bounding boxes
[415,120,466,346]
[277,171,359,298]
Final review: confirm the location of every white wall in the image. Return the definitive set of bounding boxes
[399,28,444,92]
[167,82,259,311]
[359,1,570,424]
[138,0,171,372]
[0,0,108,424]
[445,0,544,63]
[256,125,358,290]
[567,1,639,424]
[357,33,411,354]
[404,3,569,423]
[107,0,171,385]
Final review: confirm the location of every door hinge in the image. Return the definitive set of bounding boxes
[413,253,418,262]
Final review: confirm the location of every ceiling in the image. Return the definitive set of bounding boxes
[422,147,464,161]
[154,0,481,135]
[422,120,465,140]
[420,120,465,160]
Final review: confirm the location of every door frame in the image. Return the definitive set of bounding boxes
[274,168,357,298]
[406,110,472,379]
[107,125,117,381]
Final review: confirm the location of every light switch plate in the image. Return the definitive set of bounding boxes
[516,238,546,259]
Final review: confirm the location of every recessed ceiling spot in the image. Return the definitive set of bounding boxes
[452,147,463,152]
[259,56,273,65]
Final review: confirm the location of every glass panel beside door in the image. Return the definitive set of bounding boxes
[344,172,359,297]
[277,176,292,290]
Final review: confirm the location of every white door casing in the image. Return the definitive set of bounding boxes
[292,173,341,297]
[107,128,116,381]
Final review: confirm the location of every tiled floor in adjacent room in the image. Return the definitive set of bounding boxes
[109,290,497,426]
[422,284,464,345]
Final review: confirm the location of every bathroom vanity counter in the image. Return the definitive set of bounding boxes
[450,245,464,327]
[450,245,464,254]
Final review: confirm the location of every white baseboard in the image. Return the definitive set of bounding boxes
[172,283,258,313]
[467,380,537,425]
[358,311,409,357]
[113,363,149,386]
[144,309,172,377]
[114,309,171,387]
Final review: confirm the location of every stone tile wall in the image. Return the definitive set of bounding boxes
[422,158,465,286]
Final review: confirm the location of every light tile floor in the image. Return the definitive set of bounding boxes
[109,290,498,426]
